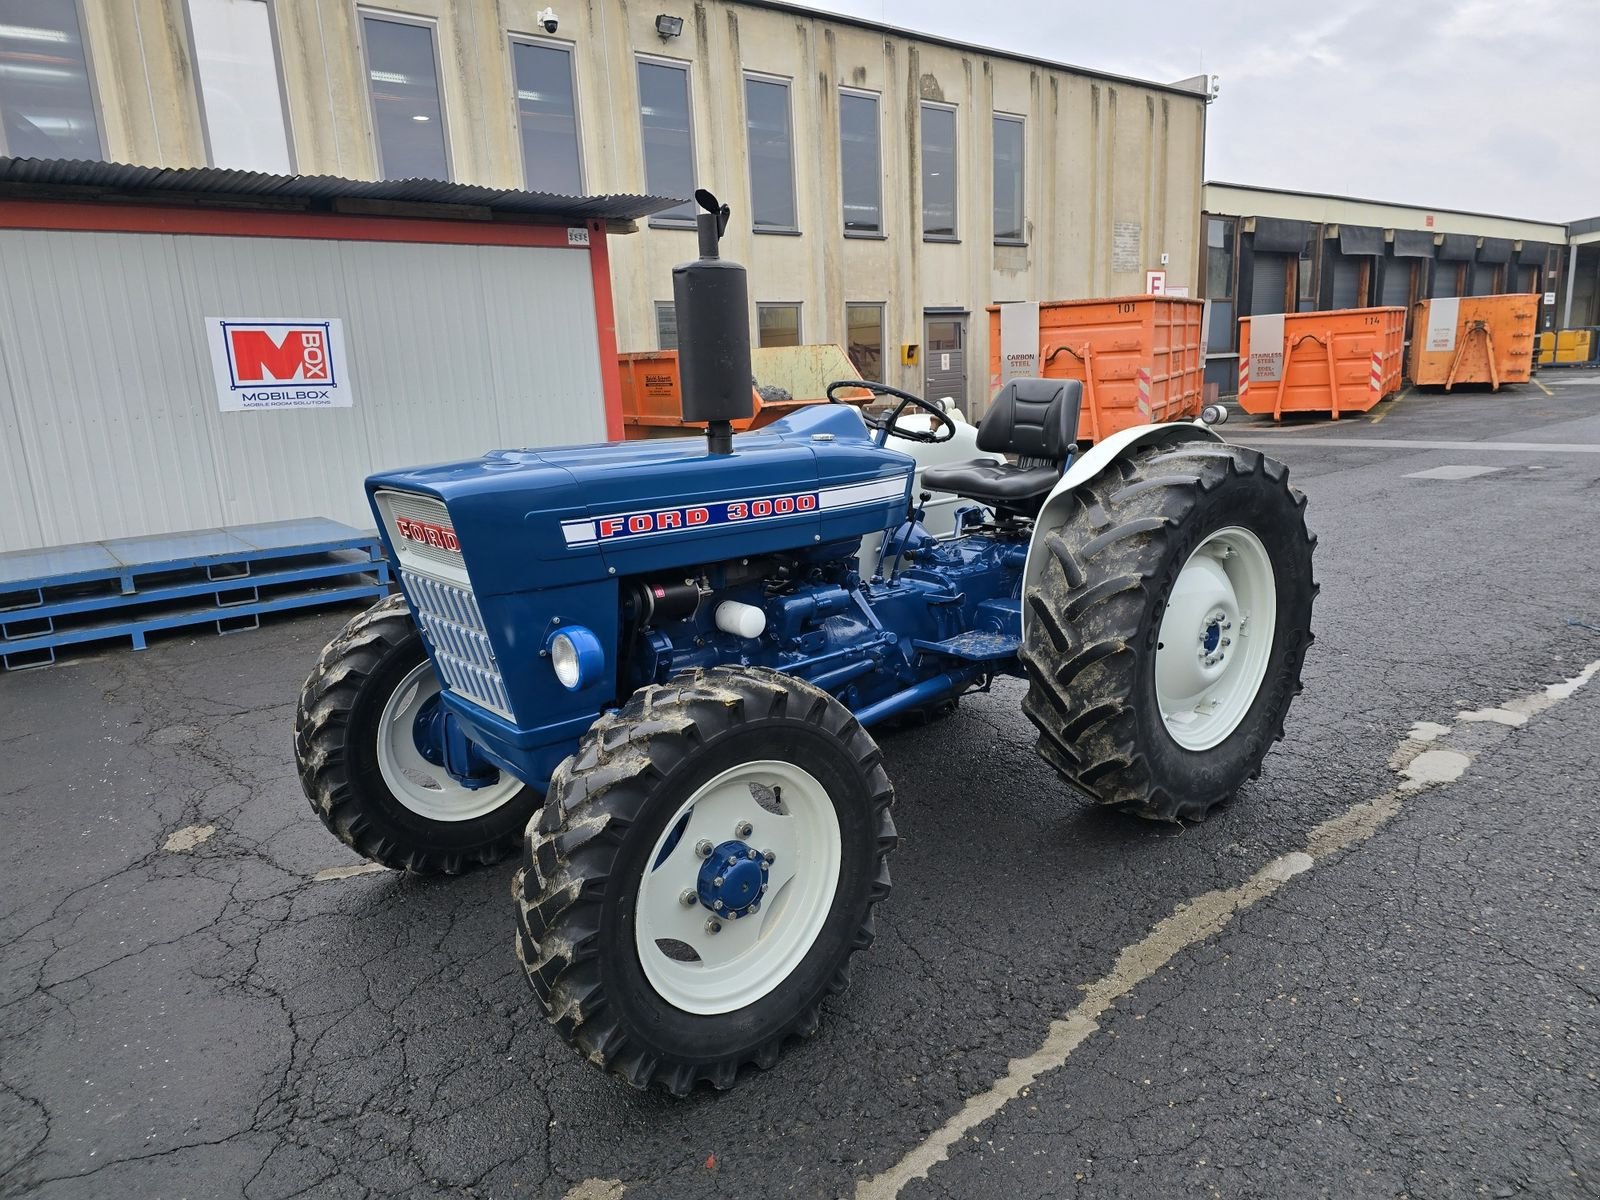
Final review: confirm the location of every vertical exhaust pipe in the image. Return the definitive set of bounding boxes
[672,189,753,455]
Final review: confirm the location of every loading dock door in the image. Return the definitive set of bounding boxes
[1251,253,1290,315]
[923,314,967,405]
[1380,259,1414,308]
[1330,256,1364,309]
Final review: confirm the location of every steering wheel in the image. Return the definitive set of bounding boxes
[825,380,957,446]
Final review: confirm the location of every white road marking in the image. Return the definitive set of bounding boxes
[312,862,391,882]
[1406,720,1451,742]
[563,1179,626,1200]
[1403,464,1504,480]
[853,657,1600,1199]
[1238,436,1600,454]
[162,824,216,853]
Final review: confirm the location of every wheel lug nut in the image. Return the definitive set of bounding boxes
[735,821,753,838]
[747,848,759,860]
[695,840,713,857]
[712,899,723,911]
[705,918,721,934]
[712,876,724,887]
[728,910,741,919]
[749,899,760,912]
[680,889,696,906]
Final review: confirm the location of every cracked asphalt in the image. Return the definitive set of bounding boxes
[3,376,1598,1199]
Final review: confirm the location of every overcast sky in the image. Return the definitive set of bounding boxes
[802,0,1598,223]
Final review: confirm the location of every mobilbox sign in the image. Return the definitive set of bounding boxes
[206,318,353,411]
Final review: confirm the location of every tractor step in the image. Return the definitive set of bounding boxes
[912,631,1020,662]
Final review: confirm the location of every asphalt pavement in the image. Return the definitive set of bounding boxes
[2,374,1598,1200]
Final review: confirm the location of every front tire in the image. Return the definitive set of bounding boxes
[1020,442,1316,821]
[294,595,540,873]
[513,667,895,1096]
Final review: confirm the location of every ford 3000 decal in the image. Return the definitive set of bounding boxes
[560,478,906,548]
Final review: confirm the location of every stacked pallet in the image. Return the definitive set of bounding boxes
[0,518,390,670]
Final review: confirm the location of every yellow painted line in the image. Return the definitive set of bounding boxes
[1533,377,1554,396]
[1369,389,1407,424]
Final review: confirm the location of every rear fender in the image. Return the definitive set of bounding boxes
[1021,421,1222,635]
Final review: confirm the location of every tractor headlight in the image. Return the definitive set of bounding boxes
[548,626,604,691]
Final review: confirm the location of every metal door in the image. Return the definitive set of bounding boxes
[1330,256,1364,309]
[1380,258,1414,308]
[1250,252,1289,315]
[923,314,967,405]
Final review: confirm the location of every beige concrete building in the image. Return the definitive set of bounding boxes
[1,0,1209,410]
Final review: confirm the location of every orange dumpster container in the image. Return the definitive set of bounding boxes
[1407,295,1537,390]
[986,296,1204,443]
[618,345,871,440]
[1237,307,1405,420]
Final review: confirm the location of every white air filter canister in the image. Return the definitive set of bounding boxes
[715,601,767,639]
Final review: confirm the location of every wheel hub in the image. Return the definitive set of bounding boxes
[696,839,771,919]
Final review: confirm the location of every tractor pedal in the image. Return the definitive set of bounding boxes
[912,631,1020,662]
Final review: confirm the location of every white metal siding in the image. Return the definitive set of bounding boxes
[0,229,605,553]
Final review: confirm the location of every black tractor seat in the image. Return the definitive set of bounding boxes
[920,378,1083,516]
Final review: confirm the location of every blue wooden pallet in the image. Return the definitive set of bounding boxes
[1,518,390,670]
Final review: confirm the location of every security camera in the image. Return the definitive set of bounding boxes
[536,7,558,33]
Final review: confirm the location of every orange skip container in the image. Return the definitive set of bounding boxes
[1237,307,1405,420]
[986,296,1204,443]
[618,345,871,440]
[1407,295,1537,390]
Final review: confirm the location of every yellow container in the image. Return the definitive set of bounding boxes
[1537,330,1593,364]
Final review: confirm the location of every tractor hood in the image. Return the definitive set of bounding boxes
[366,403,914,596]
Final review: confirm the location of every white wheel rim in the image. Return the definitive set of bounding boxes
[375,661,523,822]
[634,760,842,1016]
[1154,526,1277,752]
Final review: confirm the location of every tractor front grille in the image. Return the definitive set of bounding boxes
[399,568,514,720]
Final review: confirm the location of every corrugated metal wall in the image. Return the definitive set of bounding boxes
[0,229,605,552]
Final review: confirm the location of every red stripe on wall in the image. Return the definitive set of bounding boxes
[0,199,576,249]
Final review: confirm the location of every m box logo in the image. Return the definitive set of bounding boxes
[206,318,353,411]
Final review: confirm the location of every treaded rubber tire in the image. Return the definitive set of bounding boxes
[512,666,895,1096]
[1019,442,1316,821]
[294,594,540,874]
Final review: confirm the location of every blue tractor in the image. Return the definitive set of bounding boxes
[294,192,1315,1095]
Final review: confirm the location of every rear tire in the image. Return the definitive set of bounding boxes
[513,667,895,1096]
[294,595,540,873]
[1020,442,1316,821]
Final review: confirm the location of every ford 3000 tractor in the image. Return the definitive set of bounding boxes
[294,192,1316,1095]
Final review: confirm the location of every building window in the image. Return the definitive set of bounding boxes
[846,303,885,382]
[758,304,801,348]
[511,38,582,194]
[992,114,1024,244]
[187,0,293,173]
[638,58,696,224]
[360,12,449,180]
[839,89,881,235]
[745,73,796,232]
[921,103,957,240]
[0,0,102,159]
[656,302,678,350]
[1204,218,1235,299]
